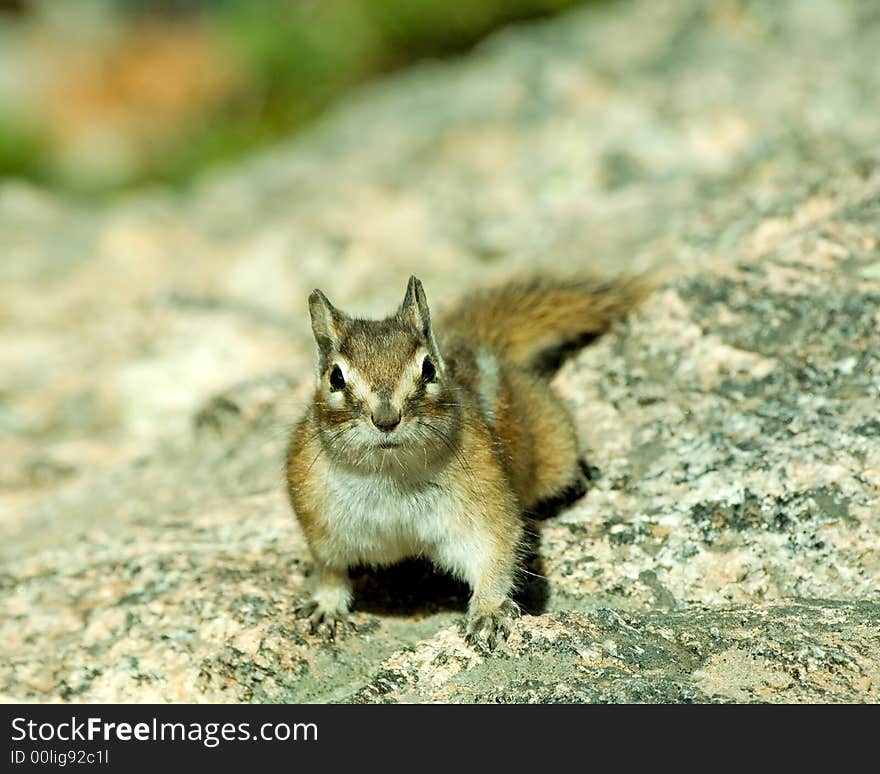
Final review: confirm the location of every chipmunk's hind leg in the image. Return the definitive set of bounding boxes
[514,376,586,513]
[527,458,596,520]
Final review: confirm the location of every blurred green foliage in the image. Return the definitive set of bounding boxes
[0,120,52,184]
[1,0,590,192]
[149,0,588,190]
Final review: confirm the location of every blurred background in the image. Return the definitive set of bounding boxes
[2,0,878,506]
[0,0,588,194]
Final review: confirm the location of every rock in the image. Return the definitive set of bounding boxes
[350,602,880,703]
[1,0,879,702]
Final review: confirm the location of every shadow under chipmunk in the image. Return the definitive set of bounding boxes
[348,458,597,619]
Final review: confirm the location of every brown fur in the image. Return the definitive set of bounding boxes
[286,272,650,648]
[438,273,652,375]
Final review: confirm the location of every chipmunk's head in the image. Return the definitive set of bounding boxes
[307,276,459,475]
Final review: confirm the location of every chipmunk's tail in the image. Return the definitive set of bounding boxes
[437,272,655,375]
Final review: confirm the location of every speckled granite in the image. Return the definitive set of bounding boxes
[1,0,879,702]
[351,602,880,703]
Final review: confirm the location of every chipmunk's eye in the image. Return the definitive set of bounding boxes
[329,365,346,391]
[421,356,437,383]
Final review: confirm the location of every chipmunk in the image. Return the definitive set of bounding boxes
[286,273,649,650]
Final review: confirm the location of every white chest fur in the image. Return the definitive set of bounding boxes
[317,465,466,567]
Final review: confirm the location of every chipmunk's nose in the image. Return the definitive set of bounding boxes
[371,406,401,432]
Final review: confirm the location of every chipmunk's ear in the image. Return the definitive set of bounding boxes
[309,289,346,355]
[400,276,443,363]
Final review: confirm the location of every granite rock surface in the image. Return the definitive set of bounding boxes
[1,0,878,702]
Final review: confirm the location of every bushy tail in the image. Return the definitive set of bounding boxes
[437,272,654,375]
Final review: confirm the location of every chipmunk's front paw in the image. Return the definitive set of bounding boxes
[295,600,355,642]
[465,599,520,652]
